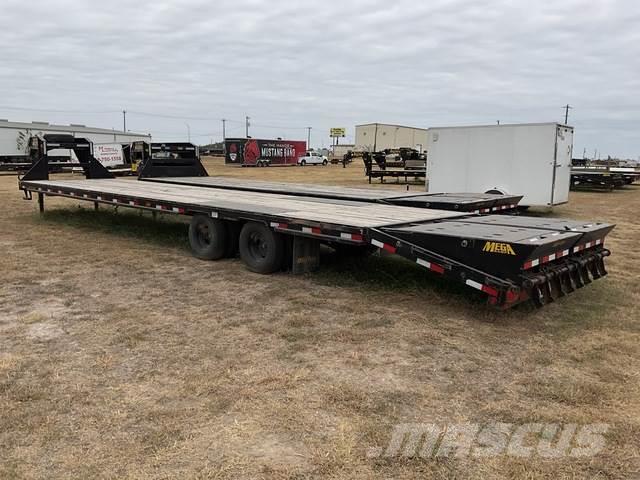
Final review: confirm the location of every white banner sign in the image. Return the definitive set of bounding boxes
[94,144,124,167]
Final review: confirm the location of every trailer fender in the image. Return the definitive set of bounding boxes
[484,186,510,196]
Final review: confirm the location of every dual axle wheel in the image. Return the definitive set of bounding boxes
[188,215,284,274]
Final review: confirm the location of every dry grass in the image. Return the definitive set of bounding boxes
[0,160,639,479]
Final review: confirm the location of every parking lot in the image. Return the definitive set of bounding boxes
[1,160,638,478]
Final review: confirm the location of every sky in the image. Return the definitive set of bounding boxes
[1,0,638,158]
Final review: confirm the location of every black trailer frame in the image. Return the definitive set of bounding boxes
[17,150,614,309]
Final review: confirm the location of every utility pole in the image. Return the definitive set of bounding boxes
[245,116,250,138]
[222,119,226,141]
[122,110,126,132]
[185,122,191,142]
[563,104,572,124]
[306,127,312,149]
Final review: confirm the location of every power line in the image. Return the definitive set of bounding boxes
[0,105,119,114]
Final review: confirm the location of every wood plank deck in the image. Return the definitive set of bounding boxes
[142,176,426,201]
[25,178,468,228]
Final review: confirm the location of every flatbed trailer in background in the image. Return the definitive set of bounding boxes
[17,150,614,309]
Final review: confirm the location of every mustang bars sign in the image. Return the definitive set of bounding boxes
[225,138,307,166]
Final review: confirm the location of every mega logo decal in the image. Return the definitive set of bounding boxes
[482,241,516,255]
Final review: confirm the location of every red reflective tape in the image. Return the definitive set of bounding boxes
[351,233,363,242]
[311,227,322,235]
[430,263,445,274]
[482,284,499,297]
[382,243,396,254]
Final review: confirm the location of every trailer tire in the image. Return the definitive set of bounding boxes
[239,222,284,274]
[189,215,227,260]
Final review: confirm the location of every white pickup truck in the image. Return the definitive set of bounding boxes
[297,152,328,166]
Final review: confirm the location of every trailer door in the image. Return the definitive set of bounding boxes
[551,126,573,205]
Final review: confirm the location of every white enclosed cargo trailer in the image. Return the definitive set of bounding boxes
[0,119,150,162]
[426,123,573,208]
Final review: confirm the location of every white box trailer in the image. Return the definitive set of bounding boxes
[426,123,573,208]
[0,119,150,162]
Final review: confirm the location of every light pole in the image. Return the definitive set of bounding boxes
[306,127,312,149]
[222,118,226,141]
[185,122,191,142]
[245,116,250,138]
[563,104,572,124]
[122,110,126,131]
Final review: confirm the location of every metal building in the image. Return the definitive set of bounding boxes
[355,123,428,152]
[0,119,151,161]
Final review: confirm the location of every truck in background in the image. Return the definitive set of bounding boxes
[426,123,573,208]
[225,138,306,167]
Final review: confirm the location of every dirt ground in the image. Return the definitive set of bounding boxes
[1,159,639,479]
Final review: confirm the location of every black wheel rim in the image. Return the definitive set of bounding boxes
[196,223,212,246]
[248,231,268,260]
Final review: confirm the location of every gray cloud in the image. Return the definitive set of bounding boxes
[1,0,638,157]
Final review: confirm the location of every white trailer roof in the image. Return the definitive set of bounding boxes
[0,119,149,138]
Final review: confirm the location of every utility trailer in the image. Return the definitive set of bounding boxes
[570,169,627,191]
[426,123,573,208]
[141,176,522,213]
[17,146,614,309]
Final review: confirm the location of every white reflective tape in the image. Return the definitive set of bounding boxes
[129,201,135,206]
[416,258,431,269]
[96,196,102,200]
[585,242,592,248]
[155,205,163,210]
[531,259,540,267]
[548,253,556,261]
[112,199,118,203]
[465,279,483,291]
[302,227,313,234]
[562,249,569,257]
[340,232,352,240]
[371,239,384,249]
[211,212,218,218]
[595,239,601,245]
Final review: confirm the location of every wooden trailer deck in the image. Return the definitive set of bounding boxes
[142,176,522,212]
[142,176,424,200]
[23,178,468,228]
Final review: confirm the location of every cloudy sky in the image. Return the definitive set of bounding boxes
[1,0,638,157]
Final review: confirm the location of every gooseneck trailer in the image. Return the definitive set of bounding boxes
[18,136,614,309]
